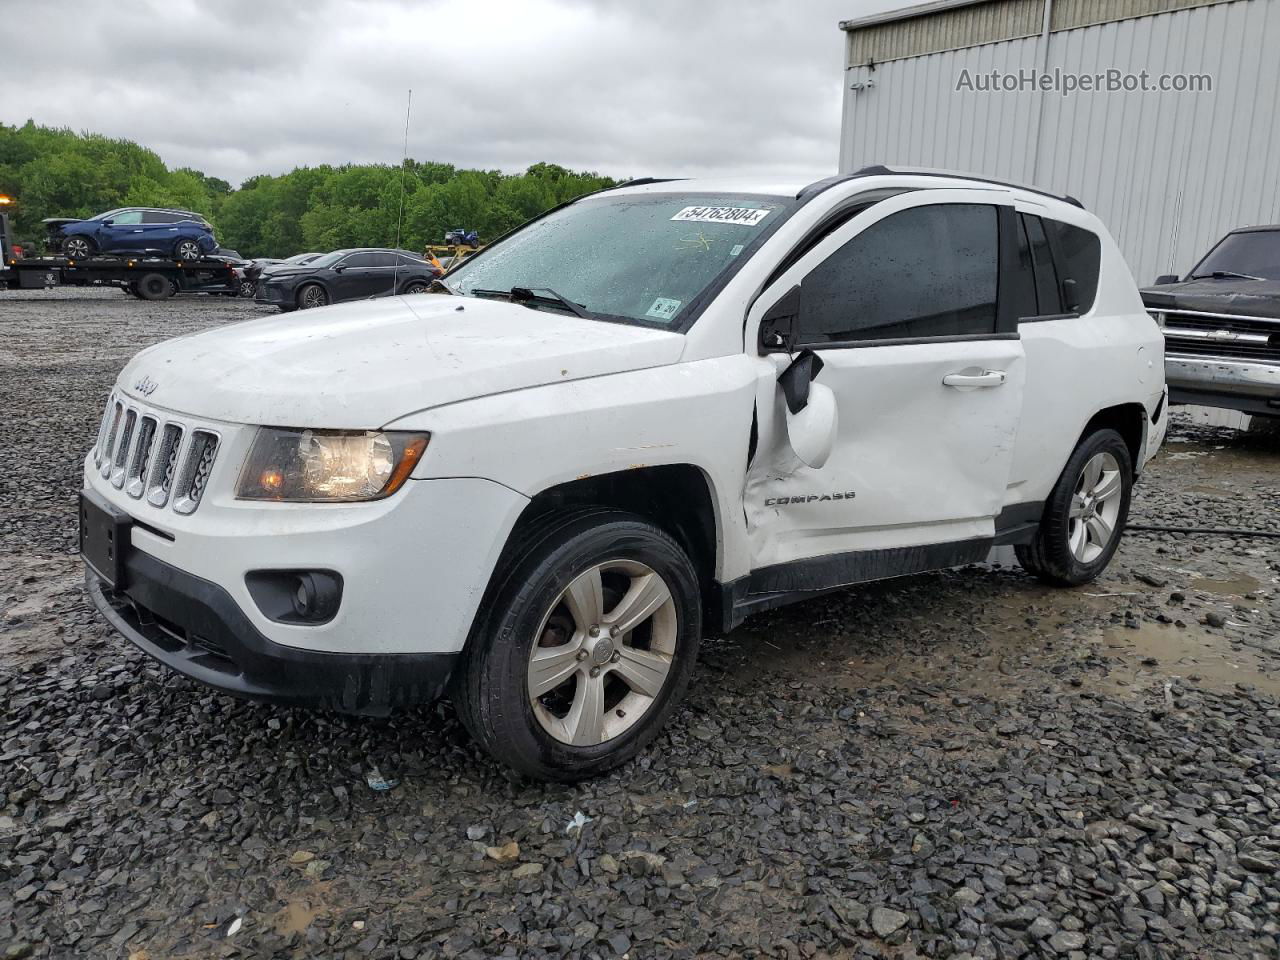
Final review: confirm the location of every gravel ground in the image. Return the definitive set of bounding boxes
[1,289,1278,960]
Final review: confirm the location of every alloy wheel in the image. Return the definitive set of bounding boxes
[176,241,201,260]
[1068,451,1123,562]
[64,238,91,259]
[527,559,677,746]
[300,286,328,309]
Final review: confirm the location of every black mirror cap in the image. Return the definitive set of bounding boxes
[759,284,801,353]
[1153,274,1180,285]
[777,349,825,415]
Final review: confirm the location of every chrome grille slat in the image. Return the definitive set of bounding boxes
[172,431,220,516]
[146,424,185,507]
[125,416,158,499]
[93,393,116,469]
[100,401,124,478]
[110,409,138,488]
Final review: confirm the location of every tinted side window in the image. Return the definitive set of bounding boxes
[397,254,426,267]
[341,253,379,268]
[366,252,397,268]
[798,203,999,343]
[1044,219,1101,313]
[1022,215,1061,315]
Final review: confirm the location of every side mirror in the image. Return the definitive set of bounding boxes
[778,349,838,469]
[1061,277,1081,312]
[333,264,346,273]
[1154,274,1179,285]
[101,219,114,226]
[758,284,800,352]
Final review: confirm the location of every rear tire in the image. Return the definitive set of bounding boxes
[135,273,175,301]
[238,278,256,298]
[402,280,429,295]
[453,509,701,782]
[1016,428,1132,587]
[63,236,93,259]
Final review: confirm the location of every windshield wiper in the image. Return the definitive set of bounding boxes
[1187,270,1267,281]
[469,286,596,320]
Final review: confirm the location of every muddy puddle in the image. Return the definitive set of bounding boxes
[1097,618,1280,696]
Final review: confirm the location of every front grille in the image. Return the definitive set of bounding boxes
[1163,310,1280,365]
[90,396,221,515]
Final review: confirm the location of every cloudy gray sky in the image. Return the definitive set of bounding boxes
[0,0,905,187]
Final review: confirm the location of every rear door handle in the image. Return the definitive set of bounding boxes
[942,370,1006,388]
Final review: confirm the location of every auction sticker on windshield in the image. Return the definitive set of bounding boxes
[645,297,682,320]
[670,206,771,226]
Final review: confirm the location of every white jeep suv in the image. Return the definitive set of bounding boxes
[81,169,1167,780]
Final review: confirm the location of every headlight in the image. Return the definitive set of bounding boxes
[236,428,429,502]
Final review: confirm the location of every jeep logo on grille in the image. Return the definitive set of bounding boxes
[134,375,159,396]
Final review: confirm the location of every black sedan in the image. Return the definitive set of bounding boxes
[255,248,442,311]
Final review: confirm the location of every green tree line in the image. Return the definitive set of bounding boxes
[0,120,616,258]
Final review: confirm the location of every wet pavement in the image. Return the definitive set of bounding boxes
[1,289,1277,959]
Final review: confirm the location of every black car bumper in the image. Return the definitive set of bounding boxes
[87,549,457,716]
[255,282,293,305]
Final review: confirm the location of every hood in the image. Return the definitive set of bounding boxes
[1141,278,1280,319]
[42,217,83,231]
[117,295,686,427]
[261,266,317,279]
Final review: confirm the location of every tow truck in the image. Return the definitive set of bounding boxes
[0,196,238,300]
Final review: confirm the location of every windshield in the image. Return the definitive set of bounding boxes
[446,192,795,326]
[1190,230,1280,280]
[91,208,128,221]
[304,251,347,268]
[286,252,321,264]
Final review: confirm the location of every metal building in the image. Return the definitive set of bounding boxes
[839,0,1280,286]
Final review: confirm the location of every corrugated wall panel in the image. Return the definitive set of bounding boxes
[847,0,1043,65]
[840,0,1280,286]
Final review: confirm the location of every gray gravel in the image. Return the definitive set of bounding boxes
[1,289,1278,959]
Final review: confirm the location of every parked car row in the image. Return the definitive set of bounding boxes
[253,248,442,311]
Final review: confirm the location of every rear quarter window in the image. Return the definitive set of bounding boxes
[1044,219,1102,314]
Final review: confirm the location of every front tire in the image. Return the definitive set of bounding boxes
[173,239,203,261]
[453,509,701,781]
[297,283,328,309]
[1016,428,1132,586]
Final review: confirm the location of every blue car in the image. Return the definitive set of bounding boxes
[45,207,218,261]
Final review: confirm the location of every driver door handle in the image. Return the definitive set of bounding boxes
[942,370,1006,388]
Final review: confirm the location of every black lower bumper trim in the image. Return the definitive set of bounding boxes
[88,550,457,716]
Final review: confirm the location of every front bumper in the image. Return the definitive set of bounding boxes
[1166,356,1280,415]
[255,281,294,305]
[88,551,456,715]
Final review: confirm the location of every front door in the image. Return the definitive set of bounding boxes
[743,190,1027,590]
[333,252,398,301]
[100,210,145,252]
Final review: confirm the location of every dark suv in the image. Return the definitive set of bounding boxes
[1141,225,1280,417]
[46,207,218,260]
[255,248,442,311]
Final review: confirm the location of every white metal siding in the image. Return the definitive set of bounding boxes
[840,0,1280,285]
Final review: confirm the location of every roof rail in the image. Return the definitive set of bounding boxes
[847,165,1085,209]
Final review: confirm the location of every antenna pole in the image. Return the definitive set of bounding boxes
[393,88,412,294]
